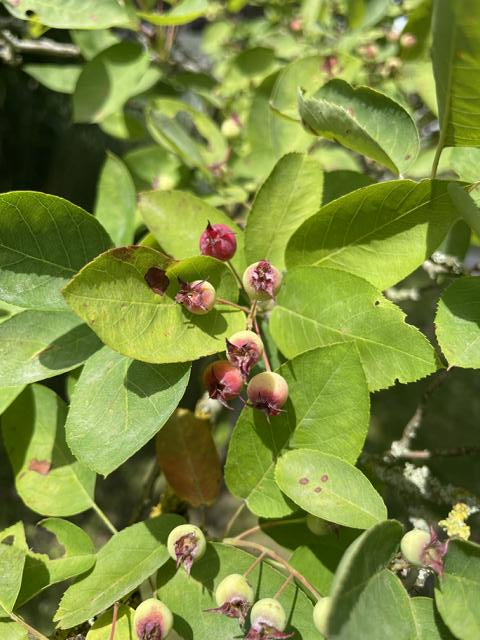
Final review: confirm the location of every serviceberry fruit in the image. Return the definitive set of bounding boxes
[226,330,264,377]
[134,598,173,640]
[400,528,448,575]
[306,515,330,536]
[199,221,237,261]
[246,598,293,639]
[313,596,332,636]
[242,260,282,301]
[203,360,244,408]
[206,573,254,623]
[247,371,289,417]
[167,524,206,575]
[175,279,216,315]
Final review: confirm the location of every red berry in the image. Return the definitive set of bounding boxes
[242,261,282,301]
[199,222,237,261]
[175,279,216,315]
[226,330,264,377]
[247,371,289,417]
[203,360,244,408]
[134,598,173,640]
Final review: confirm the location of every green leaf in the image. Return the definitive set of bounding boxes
[0,542,25,613]
[138,190,245,272]
[157,542,317,640]
[270,55,325,122]
[73,42,149,123]
[16,518,95,608]
[298,79,420,175]
[275,450,387,529]
[225,344,370,517]
[2,385,96,517]
[0,618,27,640]
[54,514,183,629]
[94,152,136,247]
[124,145,182,191]
[63,246,244,364]
[0,310,101,385]
[322,170,374,205]
[435,539,480,640]
[285,179,458,290]
[448,182,480,237]
[410,597,456,640]
[450,147,480,182]
[156,409,221,507]
[86,605,134,640]
[432,0,480,148]
[347,0,391,29]
[23,64,81,94]
[0,0,132,28]
[245,153,323,269]
[326,520,415,639]
[66,347,190,476]
[435,277,480,368]
[0,191,112,310]
[71,29,120,60]
[270,267,439,391]
[0,386,24,415]
[139,0,208,25]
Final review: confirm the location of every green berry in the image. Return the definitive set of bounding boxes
[215,573,254,607]
[242,260,282,301]
[167,524,206,574]
[306,515,330,536]
[134,598,173,640]
[250,598,287,632]
[400,529,431,566]
[313,596,332,636]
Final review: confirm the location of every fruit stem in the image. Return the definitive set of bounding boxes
[224,538,322,600]
[223,501,246,537]
[227,260,245,290]
[254,315,272,371]
[217,298,250,313]
[108,602,119,640]
[244,550,267,577]
[91,500,118,535]
[234,518,307,541]
[247,300,257,330]
[274,574,294,599]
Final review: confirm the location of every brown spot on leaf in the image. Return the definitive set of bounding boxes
[299,477,309,485]
[145,267,170,295]
[28,459,51,475]
[111,246,137,261]
[321,474,329,482]
[314,486,322,493]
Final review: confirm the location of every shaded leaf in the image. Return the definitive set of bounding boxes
[1,0,131,28]
[86,605,134,639]
[0,386,24,416]
[23,64,81,94]
[2,385,96,517]
[156,409,221,507]
[0,525,26,613]
[66,347,190,476]
[410,597,456,640]
[448,182,480,237]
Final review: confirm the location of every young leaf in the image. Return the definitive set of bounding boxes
[275,450,387,529]
[410,597,456,640]
[0,310,101,385]
[326,520,415,638]
[73,42,149,123]
[16,518,96,607]
[157,542,316,640]
[66,347,190,476]
[156,409,222,507]
[63,246,245,364]
[139,0,208,25]
[298,80,420,175]
[94,152,136,247]
[1,0,131,28]
[435,277,480,368]
[245,153,324,269]
[23,64,81,94]
[54,514,183,629]
[2,385,96,517]
[286,179,458,290]
[86,605,134,640]
[435,539,480,640]
[432,0,480,149]
[0,191,112,310]
[270,267,439,391]
[225,343,370,517]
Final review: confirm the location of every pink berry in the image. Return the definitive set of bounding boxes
[226,330,264,377]
[175,279,216,315]
[400,527,448,575]
[134,598,173,640]
[199,222,237,261]
[242,261,282,301]
[247,371,289,417]
[203,360,244,408]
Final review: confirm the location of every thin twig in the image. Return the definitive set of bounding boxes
[108,602,119,640]
[395,446,480,460]
[217,298,250,313]
[274,574,294,599]
[247,300,257,331]
[234,517,306,541]
[223,501,246,537]
[0,30,81,57]
[227,260,245,290]
[91,501,118,535]
[244,551,267,577]
[254,315,271,371]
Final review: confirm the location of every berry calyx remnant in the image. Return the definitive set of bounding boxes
[246,598,293,639]
[134,598,173,640]
[400,527,448,575]
[175,279,216,315]
[247,371,289,417]
[226,330,264,377]
[199,222,237,261]
[242,261,282,301]
[167,524,207,575]
[203,360,244,408]
[206,573,255,623]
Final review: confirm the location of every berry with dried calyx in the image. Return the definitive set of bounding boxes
[226,330,264,377]
[246,598,293,639]
[205,573,255,623]
[247,371,289,417]
[199,221,237,261]
[167,524,206,574]
[134,598,173,640]
[242,260,282,301]
[306,515,331,536]
[400,527,448,575]
[313,596,332,636]
[203,360,244,408]
[175,279,216,315]
[221,116,242,139]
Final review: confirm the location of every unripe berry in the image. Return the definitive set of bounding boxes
[306,515,330,536]
[203,360,244,408]
[226,330,264,377]
[206,573,254,623]
[242,260,282,301]
[167,524,206,574]
[221,117,242,139]
[247,598,293,639]
[313,597,332,636]
[134,598,173,640]
[400,528,448,575]
[175,279,216,315]
[247,371,289,417]
[199,222,237,261]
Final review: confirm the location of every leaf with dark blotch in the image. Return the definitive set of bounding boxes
[144,266,170,295]
[156,409,222,507]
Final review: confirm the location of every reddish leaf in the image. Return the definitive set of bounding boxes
[28,459,51,475]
